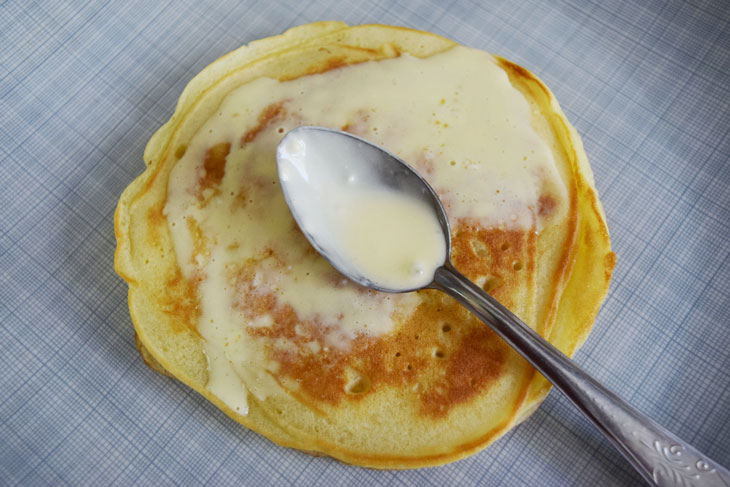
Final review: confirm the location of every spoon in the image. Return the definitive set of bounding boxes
[276,126,730,486]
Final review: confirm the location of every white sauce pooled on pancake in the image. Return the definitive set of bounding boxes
[163,46,568,413]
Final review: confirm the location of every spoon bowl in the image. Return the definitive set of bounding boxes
[276,126,730,487]
[277,126,451,293]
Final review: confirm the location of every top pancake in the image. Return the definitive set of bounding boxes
[115,22,614,468]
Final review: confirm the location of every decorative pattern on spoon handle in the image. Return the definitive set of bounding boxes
[595,389,730,487]
[633,435,730,487]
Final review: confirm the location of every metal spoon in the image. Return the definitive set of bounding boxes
[276,126,730,486]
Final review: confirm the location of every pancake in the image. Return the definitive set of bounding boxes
[114,22,614,468]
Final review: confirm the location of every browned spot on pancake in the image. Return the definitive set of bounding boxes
[370,291,508,418]
[160,270,201,335]
[277,345,347,405]
[241,102,286,147]
[254,287,506,417]
[185,217,209,266]
[483,275,504,293]
[538,193,556,217]
[145,203,166,246]
[496,57,550,99]
[226,221,527,416]
[230,258,348,405]
[419,327,505,417]
[501,60,530,82]
[200,142,230,192]
[527,226,537,275]
[195,142,230,206]
[450,221,532,308]
[604,252,617,280]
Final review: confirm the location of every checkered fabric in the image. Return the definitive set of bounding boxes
[2,1,729,485]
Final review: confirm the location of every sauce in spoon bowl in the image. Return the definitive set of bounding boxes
[277,126,449,292]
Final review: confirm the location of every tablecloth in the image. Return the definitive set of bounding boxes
[2,1,729,485]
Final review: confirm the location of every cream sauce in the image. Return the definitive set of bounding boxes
[163,46,568,414]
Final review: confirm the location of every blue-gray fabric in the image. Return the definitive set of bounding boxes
[1,1,729,485]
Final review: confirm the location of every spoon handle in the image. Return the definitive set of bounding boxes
[432,263,730,487]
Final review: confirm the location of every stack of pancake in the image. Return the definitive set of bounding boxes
[115,22,614,468]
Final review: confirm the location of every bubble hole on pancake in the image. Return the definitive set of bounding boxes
[115,22,614,468]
